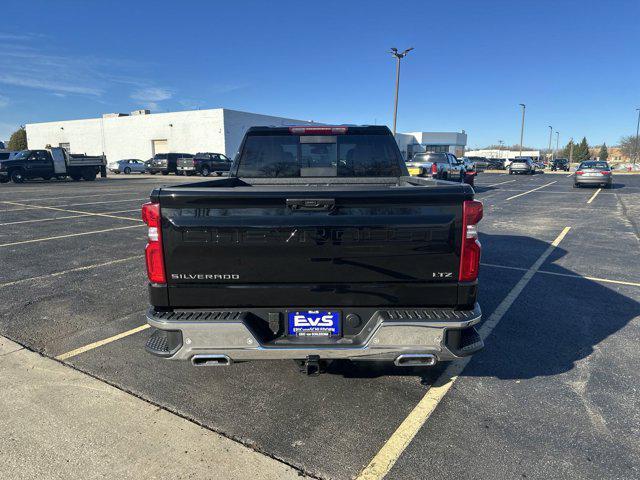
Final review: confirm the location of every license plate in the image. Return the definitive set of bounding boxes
[585,173,599,177]
[179,166,194,170]
[288,310,341,337]
[408,167,421,176]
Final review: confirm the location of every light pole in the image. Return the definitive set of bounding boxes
[555,131,560,158]
[390,47,414,135]
[518,104,526,158]
[548,126,553,163]
[635,108,640,165]
[498,140,504,158]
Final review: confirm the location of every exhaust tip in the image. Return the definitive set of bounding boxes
[191,354,232,366]
[394,354,437,367]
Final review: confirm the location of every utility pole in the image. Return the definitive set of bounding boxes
[548,126,553,163]
[518,104,526,157]
[390,47,414,136]
[635,108,640,165]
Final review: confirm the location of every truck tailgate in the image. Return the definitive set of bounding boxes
[156,181,471,307]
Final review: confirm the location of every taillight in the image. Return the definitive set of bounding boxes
[431,163,438,175]
[459,200,483,282]
[288,126,348,135]
[142,202,166,284]
[576,170,584,175]
[601,170,611,175]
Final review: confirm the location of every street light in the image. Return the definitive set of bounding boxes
[390,47,414,135]
[555,131,560,160]
[518,104,526,158]
[548,126,553,162]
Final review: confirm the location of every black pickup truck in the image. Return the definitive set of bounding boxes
[176,152,232,176]
[143,125,483,374]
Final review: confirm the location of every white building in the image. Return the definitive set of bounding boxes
[26,107,467,162]
[395,131,467,160]
[465,149,541,160]
[26,108,315,161]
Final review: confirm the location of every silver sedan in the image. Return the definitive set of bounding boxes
[108,159,146,174]
[574,161,613,188]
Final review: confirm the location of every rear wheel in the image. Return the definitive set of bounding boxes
[124,167,131,174]
[10,169,25,183]
[161,171,169,176]
[149,171,156,175]
[201,166,211,177]
[42,175,52,181]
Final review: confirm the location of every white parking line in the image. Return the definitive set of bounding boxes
[505,181,558,200]
[3,191,143,203]
[0,197,146,212]
[481,262,640,287]
[1,201,142,222]
[356,226,571,480]
[586,188,602,204]
[0,255,144,289]
[0,224,144,248]
[0,209,140,226]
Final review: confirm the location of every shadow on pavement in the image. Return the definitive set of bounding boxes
[327,233,640,381]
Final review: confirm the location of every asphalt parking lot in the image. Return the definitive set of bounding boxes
[1,171,639,479]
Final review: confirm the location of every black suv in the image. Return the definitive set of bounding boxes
[176,152,232,176]
[146,153,194,175]
[551,158,569,171]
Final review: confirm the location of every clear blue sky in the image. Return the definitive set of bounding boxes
[0,0,638,149]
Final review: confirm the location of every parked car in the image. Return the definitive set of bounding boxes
[0,148,106,183]
[108,159,147,174]
[574,161,612,188]
[146,153,194,175]
[176,152,232,176]
[509,157,536,175]
[551,158,570,171]
[461,158,477,186]
[487,158,507,170]
[465,156,489,171]
[406,152,466,182]
[142,125,484,374]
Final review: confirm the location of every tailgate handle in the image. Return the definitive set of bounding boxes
[286,198,336,211]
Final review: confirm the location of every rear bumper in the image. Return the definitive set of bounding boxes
[145,303,483,363]
[575,176,611,184]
